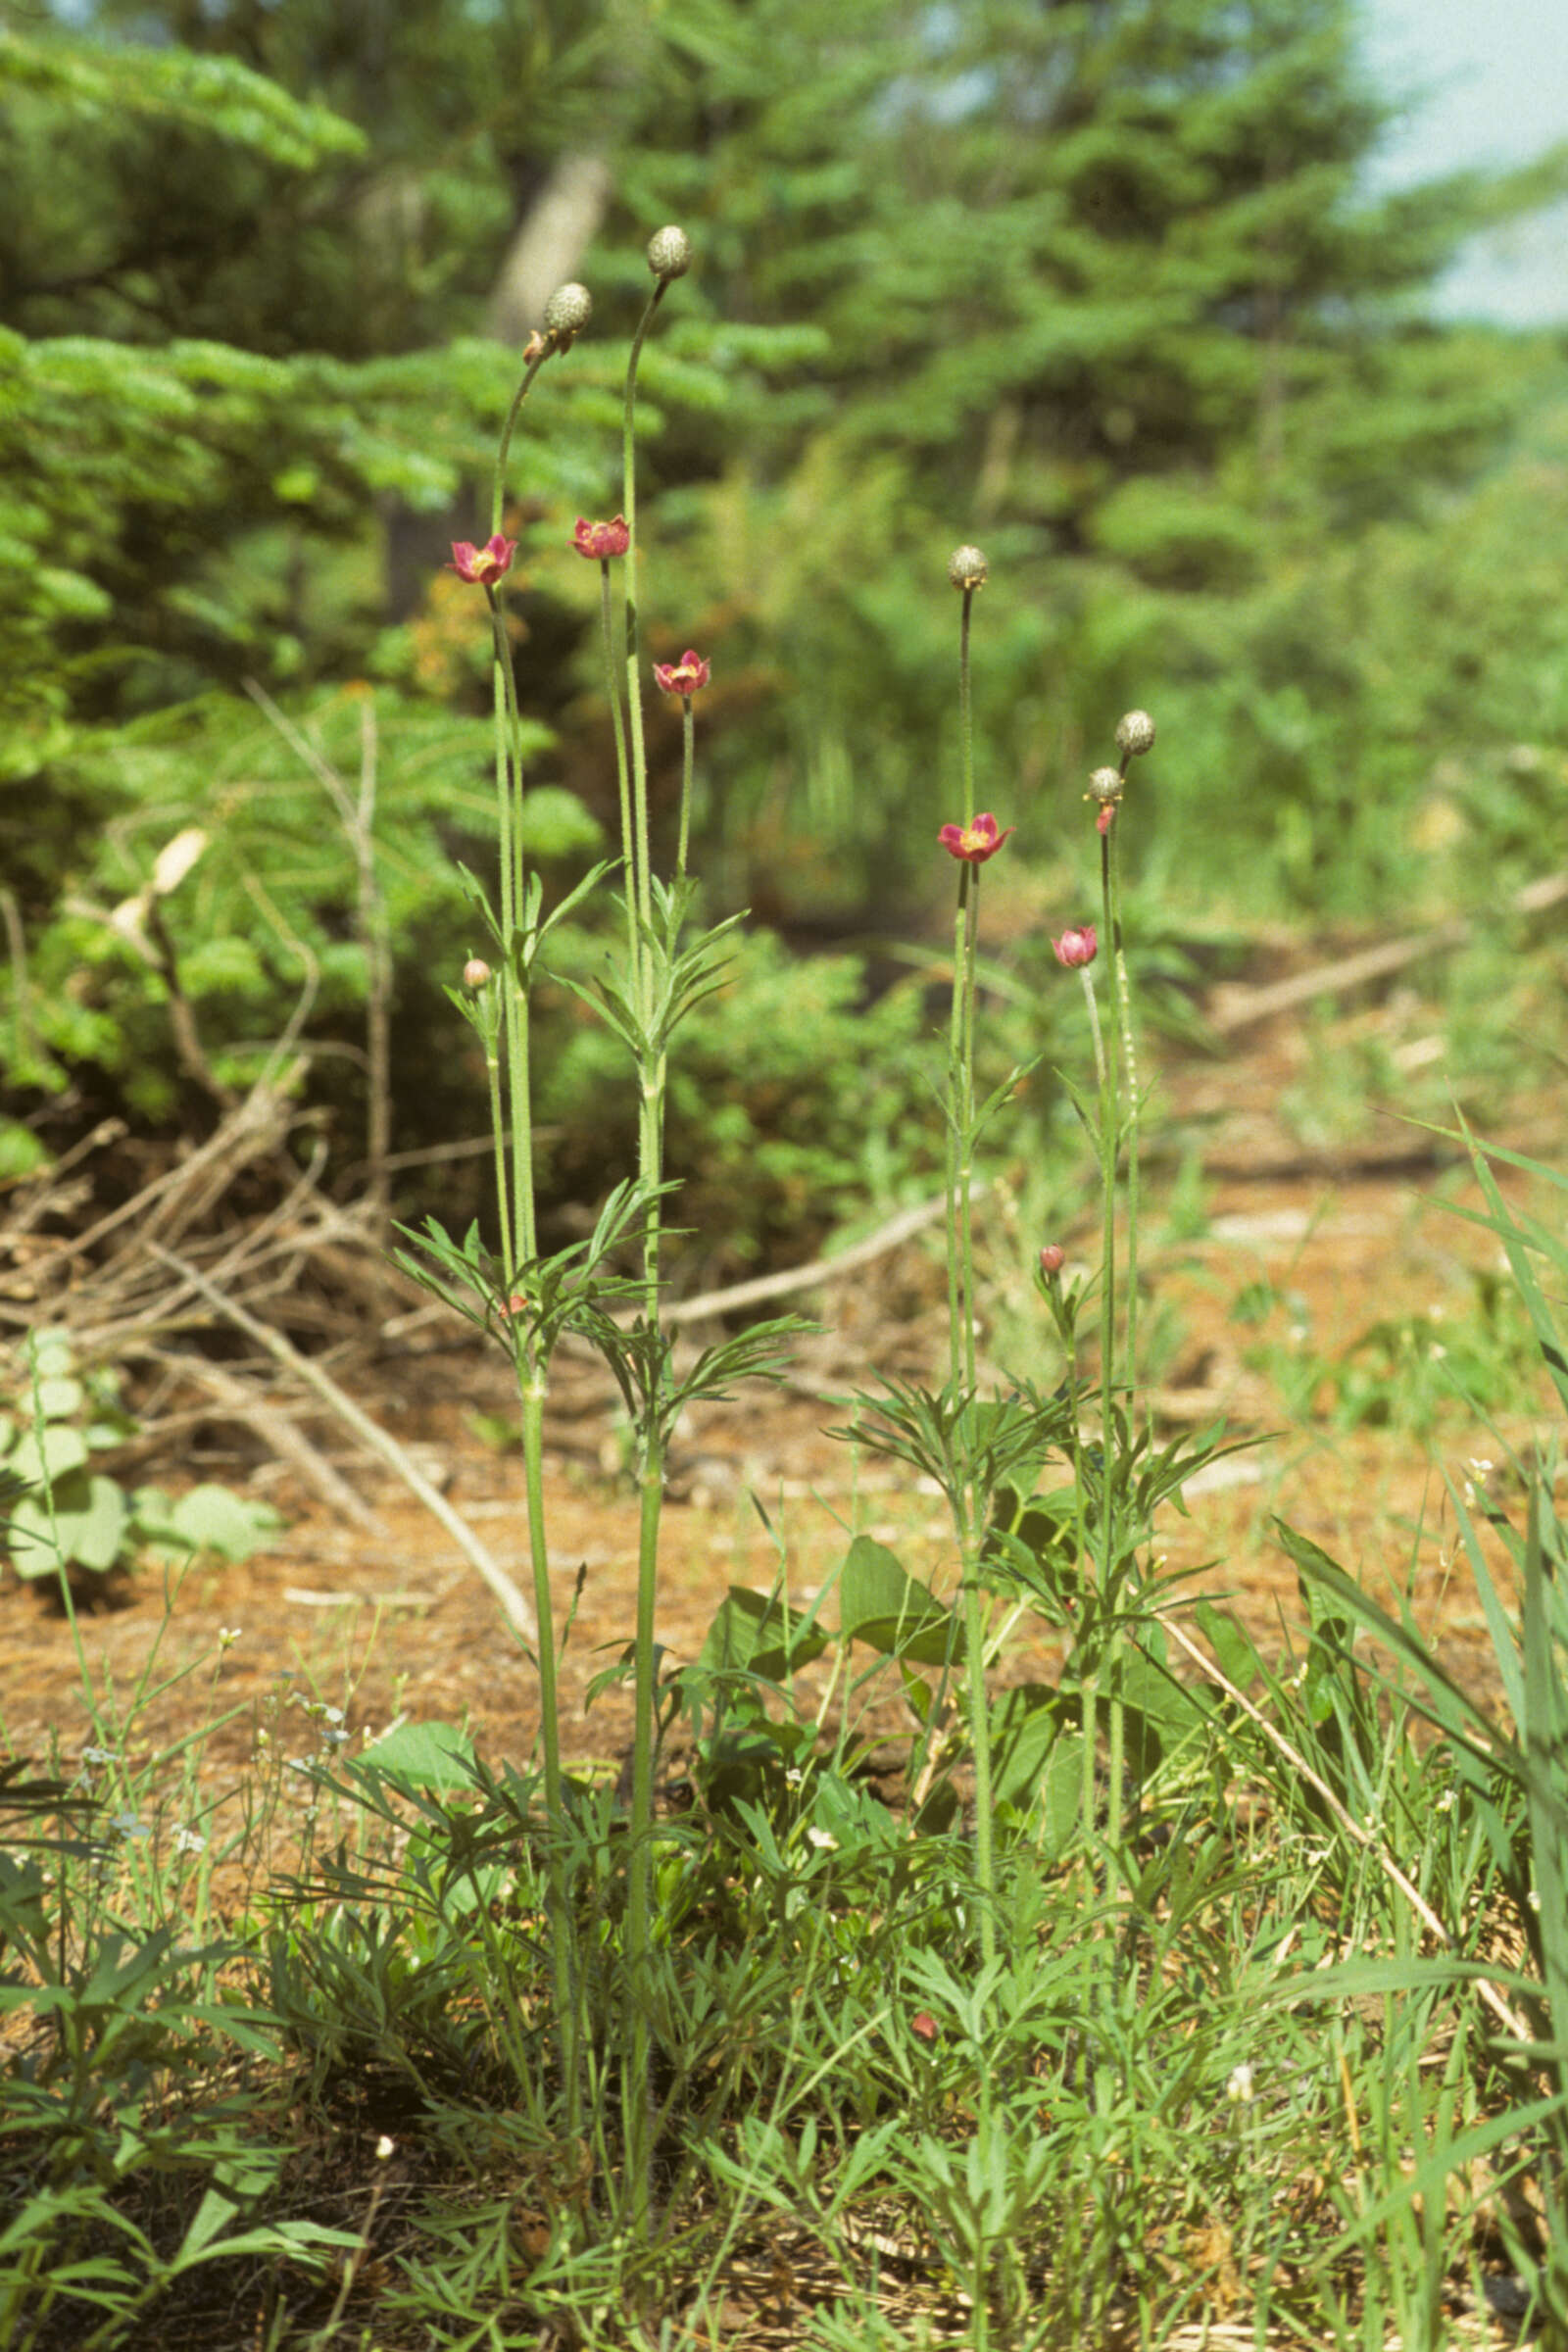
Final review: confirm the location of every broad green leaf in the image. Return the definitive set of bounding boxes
[358,1720,476,1791]
[166,1484,283,1563]
[11,1424,87,1484]
[838,1534,958,1664]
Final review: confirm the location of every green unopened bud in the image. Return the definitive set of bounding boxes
[1115,709,1155,757]
[948,545,988,591]
[544,281,593,340]
[647,224,692,281]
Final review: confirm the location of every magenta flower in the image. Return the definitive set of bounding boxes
[653,649,711,697]
[1052,925,1097,968]
[938,812,1014,864]
[572,514,630,560]
[447,534,516,586]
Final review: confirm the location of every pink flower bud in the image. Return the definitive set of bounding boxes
[572,515,630,560]
[463,957,492,990]
[1039,1244,1066,1279]
[1052,925,1097,968]
[938,812,1015,864]
[910,2010,939,2044]
[1097,805,1116,836]
[447,534,516,586]
[653,649,710,696]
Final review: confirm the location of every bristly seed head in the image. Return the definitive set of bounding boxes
[948,545,988,591]
[647,224,692,281]
[543,281,593,342]
[1087,766,1123,806]
[1116,709,1156,757]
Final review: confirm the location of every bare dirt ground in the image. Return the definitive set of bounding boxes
[2,975,1558,1831]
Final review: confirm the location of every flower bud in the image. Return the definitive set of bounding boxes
[1039,1244,1066,1279]
[463,957,492,990]
[544,281,593,341]
[948,545,988,591]
[1052,925,1097,969]
[647,224,692,281]
[1087,766,1122,806]
[1116,709,1155,757]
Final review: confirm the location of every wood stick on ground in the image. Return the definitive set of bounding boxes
[1160,1610,1531,2042]
[148,1244,538,1645]
[661,1183,989,1326]
[1209,867,1568,1036]
[174,1355,382,1533]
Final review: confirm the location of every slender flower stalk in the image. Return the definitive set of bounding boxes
[614,226,692,2233]
[582,534,638,990]
[654,649,710,884]
[938,545,1004,1966]
[449,286,594,2133]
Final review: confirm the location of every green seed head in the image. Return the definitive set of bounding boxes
[1088,766,1123,806]
[543,281,592,343]
[948,545,988,591]
[647,224,693,281]
[1115,709,1155,757]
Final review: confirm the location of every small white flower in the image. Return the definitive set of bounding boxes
[172,1827,207,1855]
[1434,1789,1455,1815]
[286,1757,315,1777]
[81,1745,116,1767]
[1466,1458,1494,1482]
[1528,1888,1543,1914]
[320,1727,350,1748]
[1428,1342,1447,1362]
[218,1626,241,1650]
[110,1812,149,1839]
[375,2134,395,2161]
[1226,2062,1255,2106]
[805,1827,839,1852]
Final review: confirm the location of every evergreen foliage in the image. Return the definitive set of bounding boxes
[3,0,1567,1220]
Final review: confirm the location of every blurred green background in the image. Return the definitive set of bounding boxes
[3,0,1566,1275]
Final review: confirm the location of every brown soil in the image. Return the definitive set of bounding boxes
[2,989,1559,1847]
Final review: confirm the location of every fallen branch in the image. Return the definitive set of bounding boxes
[149,1244,537,1645]
[1208,868,1568,1036]
[662,1183,985,1326]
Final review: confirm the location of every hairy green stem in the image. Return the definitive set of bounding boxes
[597,561,640,992]
[1108,815,1140,1394]
[521,1378,577,2129]
[490,349,550,539]
[676,698,695,885]
[618,275,673,2236]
